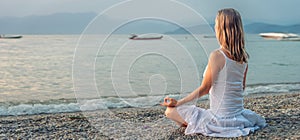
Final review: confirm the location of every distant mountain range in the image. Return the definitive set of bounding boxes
[244,23,300,33]
[167,23,300,34]
[0,13,97,34]
[0,12,299,34]
[0,12,177,34]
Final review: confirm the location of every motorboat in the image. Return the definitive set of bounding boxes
[129,34,163,40]
[0,35,23,39]
[259,32,300,41]
[281,38,300,41]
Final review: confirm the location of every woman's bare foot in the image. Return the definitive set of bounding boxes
[180,123,188,128]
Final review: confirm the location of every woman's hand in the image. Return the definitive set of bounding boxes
[160,97,178,107]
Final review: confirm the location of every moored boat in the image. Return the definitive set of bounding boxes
[259,32,300,41]
[129,34,163,40]
[0,35,23,39]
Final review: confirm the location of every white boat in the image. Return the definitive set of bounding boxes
[259,32,300,41]
[129,34,163,40]
[0,35,22,39]
[281,38,300,41]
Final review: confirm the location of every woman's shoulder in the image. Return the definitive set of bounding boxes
[209,49,224,60]
[209,49,225,70]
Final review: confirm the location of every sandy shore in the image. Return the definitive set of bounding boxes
[0,92,299,139]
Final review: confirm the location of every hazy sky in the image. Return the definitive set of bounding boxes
[0,0,299,25]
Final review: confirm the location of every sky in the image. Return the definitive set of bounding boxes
[0,0,299,25]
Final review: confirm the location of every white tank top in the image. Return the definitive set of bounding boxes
[209,49,247,117]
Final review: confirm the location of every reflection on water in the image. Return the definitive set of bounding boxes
[0,34,299,104]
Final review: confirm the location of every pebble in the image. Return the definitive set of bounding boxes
[0,93,299,139]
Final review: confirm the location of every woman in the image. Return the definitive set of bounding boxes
[161,8,266,137]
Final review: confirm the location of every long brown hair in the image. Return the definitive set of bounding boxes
[215,8,249,63]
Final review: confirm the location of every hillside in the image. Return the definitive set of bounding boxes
[166,23,300,34]
[244,23,300,33]
[1,13,299,34]
[0,13,96,34]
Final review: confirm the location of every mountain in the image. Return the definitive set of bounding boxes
[0,13,178,34]
[112,20,178,34]
[165,24,215,34]
[166,23,300,34]
[244,23,300,33]
[0,13,97,34]
[1,13,299,35]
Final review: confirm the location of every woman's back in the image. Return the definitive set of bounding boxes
[209,49,247,116]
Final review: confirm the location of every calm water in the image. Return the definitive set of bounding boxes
[0,34,299,115]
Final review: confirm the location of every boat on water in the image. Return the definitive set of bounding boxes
[0,35,23,39]
[281,37,300,41]
[259,32,300,41]
[129,34,163,40]
[203,35,216,38]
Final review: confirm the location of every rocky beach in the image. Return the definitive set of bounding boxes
[0,92,299,139]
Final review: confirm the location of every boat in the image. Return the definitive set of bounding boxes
[281,38,300,41]
[259,32,300,41]
[0,35,23,39]
[129,34,163,40]
[203,35,216,38]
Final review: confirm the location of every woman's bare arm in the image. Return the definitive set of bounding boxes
[176,51,223,106]
[243,64,248,90]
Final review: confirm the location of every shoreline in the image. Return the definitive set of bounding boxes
[0,92,299,139]
[1,90,299,117]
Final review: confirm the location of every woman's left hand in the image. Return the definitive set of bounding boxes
[160,97,177,107]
